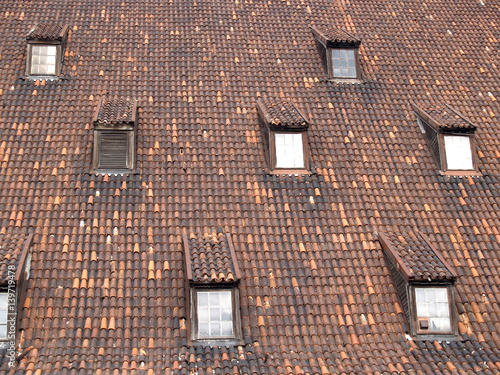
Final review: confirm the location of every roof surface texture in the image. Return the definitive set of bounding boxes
[0,0,500,374]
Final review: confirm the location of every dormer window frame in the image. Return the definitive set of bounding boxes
[408,283,457,338]
[256,98,311,175]
[311,26,362,82]
[189,283,243,346]
[412,103,480,176]
[270,129,310,173]
[26,24,69,79]
[91,99,138,175]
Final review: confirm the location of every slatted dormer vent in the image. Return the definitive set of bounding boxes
[378,230,458,338]
[92,98,137,174]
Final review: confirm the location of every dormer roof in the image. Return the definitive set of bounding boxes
[26,22,68,42]
[0,231,33,284]
[412,102,477,133]
[311,25,361,48]
[256,98,309,131]
[183,231,240,284]
[93,98,137,127]
[378,231,456,283]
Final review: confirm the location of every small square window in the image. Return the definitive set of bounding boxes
[444,135,474,170]
[197,290,233,338]
[30,45,58,75]
[275,133,304,169]
[191,288,242,344]
[0,294,7,340]
[331,49,357,78]
[415,287,452,334]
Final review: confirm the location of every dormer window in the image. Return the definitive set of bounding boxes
[412,102,480,176]
[0,232,33,348]
[414,287,452,334]
[378,231,458,338]
[92,98,137,174]
[311,26,361,81]
[256,98,310,174]
[183,231,243,346]
[26,23,68,78]
[443,135,473,170]
[275,133,304,169]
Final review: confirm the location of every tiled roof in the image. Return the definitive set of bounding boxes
[412,102,477,131]
[26,23,67,41]
[0,231,30,284]
[311,25,361,47]
[183,231,240,283]
[257,98,309,130]
[0,0,500,374]
[379,231,456,282]
[93,98,137,125]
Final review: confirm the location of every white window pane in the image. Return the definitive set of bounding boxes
[444,135,473,170]
[30,45,58,75]
[415,287,451,332]
[197,290,234,338]
[220,292,231,307]
[275,133,304,168]
[221,322,233,336]
[198,292,208,306]
[221,307,232,320]
[199,323,210,337]
[209,322,221,336]
[209,307,220,321]
[0,324,6,339]
[0,294,7,309]
[209,292,220,305]
[331,49,357,78]
[198,307,209,321]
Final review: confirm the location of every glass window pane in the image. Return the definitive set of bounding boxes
[415,287,451,332]
[221,307,232,320]
[221,322,233,336]
[209,322,221,336]
[197,290,234,338]
[275,133,304,168]
[198,292,209,306]
[331,49,357,78]
[209,292,220,305]
[444,135,473,170]
[198,323,210,337]
[30,45,57,75]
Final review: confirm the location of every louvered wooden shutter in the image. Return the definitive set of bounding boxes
[98,131,129,169]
